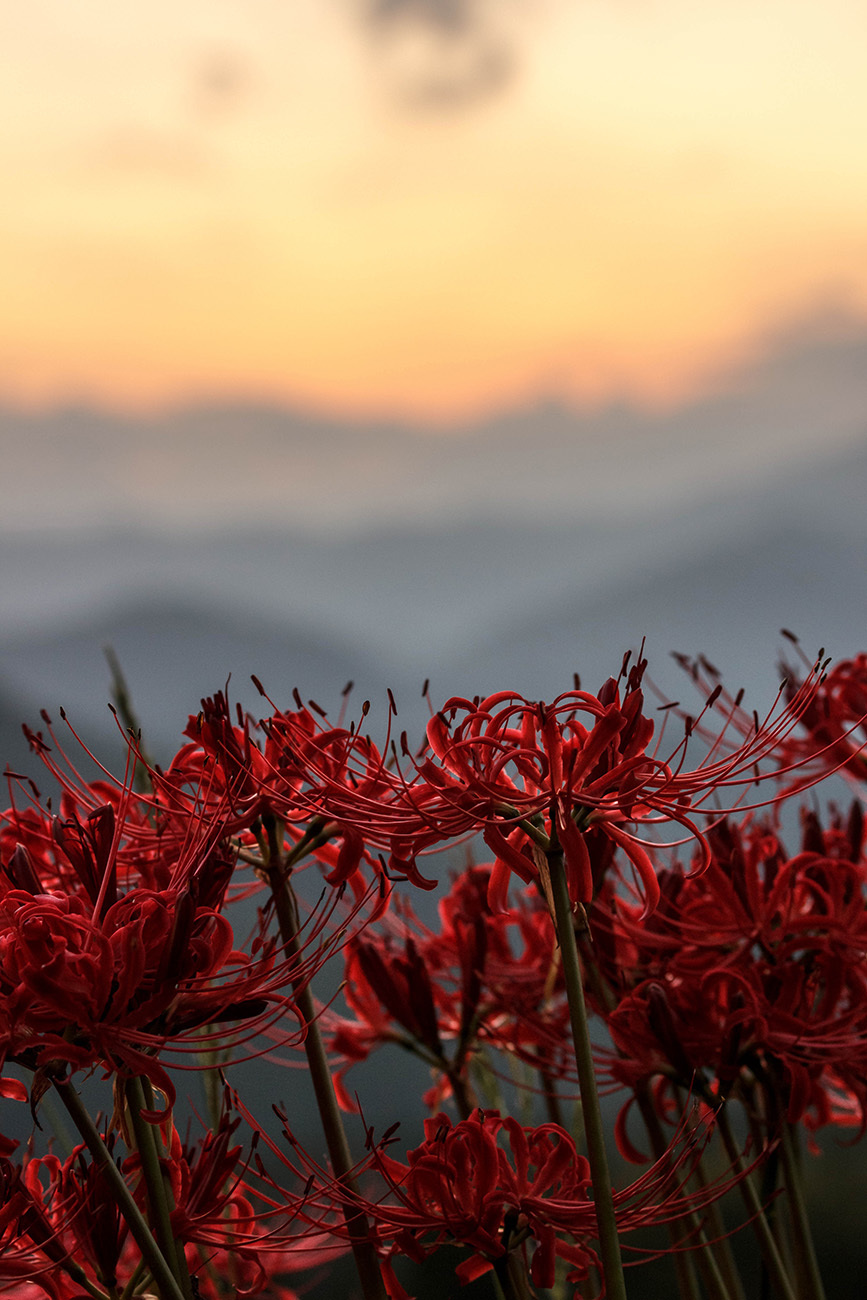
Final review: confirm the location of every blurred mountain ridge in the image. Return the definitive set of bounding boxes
[1,303,866,537]
[1,515,862,773]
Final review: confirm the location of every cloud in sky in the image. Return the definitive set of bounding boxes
[2,1,867,418]
[355,0,527,107]
[191,49,253,115]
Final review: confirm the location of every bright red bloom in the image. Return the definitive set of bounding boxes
[0,799,305,1105]
[251,650,830,916]
[0,1119,309,1300]
[321,1107,744,1298]
[595,814,867,1139]
[6,709,241,897]
[191,688,390,883]
[326,866,571,1113]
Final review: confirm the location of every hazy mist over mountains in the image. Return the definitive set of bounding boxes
[2,306,866,773]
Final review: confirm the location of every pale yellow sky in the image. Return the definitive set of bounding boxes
[2,0,866,420]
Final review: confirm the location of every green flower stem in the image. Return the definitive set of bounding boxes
[445,1064,478,1121]
[689,1138,747,1300]
[779,1123,827,1300]
[547,846,627,1300]
[197,1030,224,1134]
[262,817,387,1300]
[635,1086,730,1300]
[53,1078,186,1300]
[119,1260,148,1300]
[70,1273,113,1300]
[493,1227,539,1300]
[714,1107,797,1300]
[125,1075,194,1300]
[490,1266,509,1300]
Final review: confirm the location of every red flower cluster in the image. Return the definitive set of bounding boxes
[258,1105,740,1300]
[231,650,831,918]
[369,1110,599,1294]
[0,1107,320,1299]
[586,808,867,1153]
[1,640,862,1300]
[0,769,303,1104]
[327,866,570,1113]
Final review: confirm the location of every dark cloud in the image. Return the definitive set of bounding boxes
[355,0,527,109]
[366,0,479,34]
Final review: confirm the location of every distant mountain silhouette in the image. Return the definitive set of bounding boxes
[444,522,864,712]
[1,303,865,766]
[1,304,865,537]
[0,596,391,772]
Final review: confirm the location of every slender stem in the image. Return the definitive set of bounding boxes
[52,1078,186,1300]
[547,847,628,1300]
[690,1136,747,1300]
[490,1266,509,1300]
[125,1076,194,1300]
[446,1064,478,1121]
[493,1241,538,1300]
[636,1086,730,1300]
[199,1035,224,1134]
[715,1107,797,1300]
[263,817,387,1300]
[779,1123,827,1300]
[119,1260,148,1300]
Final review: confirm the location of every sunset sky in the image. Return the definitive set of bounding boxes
[3,0,867,421]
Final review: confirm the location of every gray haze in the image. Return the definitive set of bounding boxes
[1,304,866,769]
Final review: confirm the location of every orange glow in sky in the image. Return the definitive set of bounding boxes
[2,0,867,421]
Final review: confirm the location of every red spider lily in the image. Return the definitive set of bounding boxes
[595,815,867,1140]
[781,652,867,782]
[188,684,464,890]
[5,732,182,899]
[330,935,447,1108]
[0,1123,309,1300]
[326,866,572,1114]
[246,650,831,916]
[159,700,381,911]
[263,1106,747,1299]
[366,1109,598,1293]
[671,645,867,793]
[0,1152,77,1298]
[418,651,835,912]
[422,867,573,1093]
[0,795,312,1105]
[130,1102,314,1297]
[7,708,255,899]
[1,706,396,1106]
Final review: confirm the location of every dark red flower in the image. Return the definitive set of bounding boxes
[0,799,306,1105]
[326,866,571,1113]
[339,1107,743,1298]
[596,815,867,1138]
[783,652,867,782]
[672,645,867,793]
[0,1122,309,1300]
